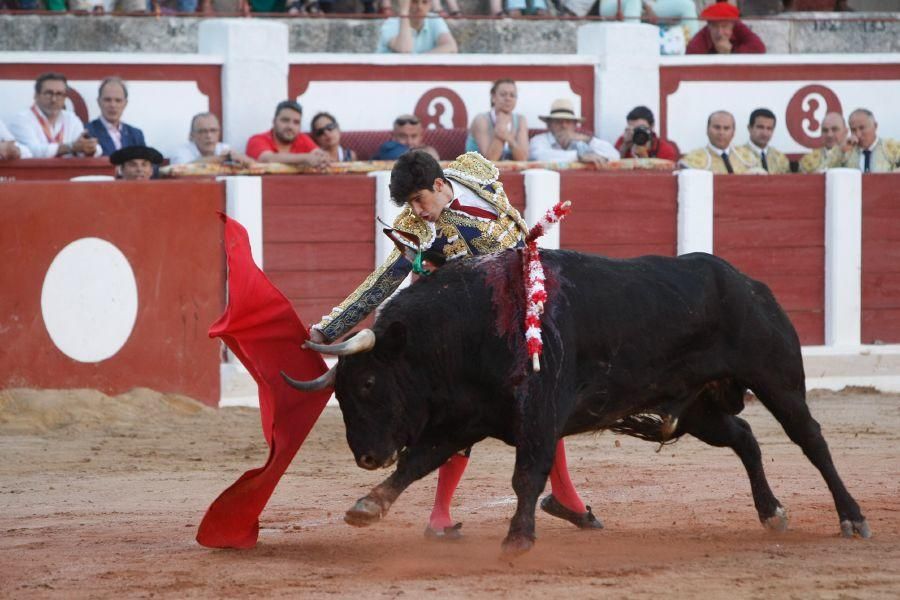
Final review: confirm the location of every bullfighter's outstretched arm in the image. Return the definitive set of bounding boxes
[313,248,413,342]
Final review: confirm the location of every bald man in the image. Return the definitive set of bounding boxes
[679,110,757,174]
[799,112,847,174]
[833,109,900,173]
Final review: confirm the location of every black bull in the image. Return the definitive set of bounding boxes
[285,249,870,554]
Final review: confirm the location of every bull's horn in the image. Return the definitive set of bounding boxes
[281,365,336,392]
[304,329,376,356]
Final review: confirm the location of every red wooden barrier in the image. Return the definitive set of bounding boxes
[560,171,677,258]
[0,158,116,181]
[262,175,377,328]
[862,174,900,344]
[714,175,825,345]
[0,180,225,405]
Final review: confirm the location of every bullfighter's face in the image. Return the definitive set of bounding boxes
[748,116,775,150]
[707,111,735,151]
[408,177,453,223]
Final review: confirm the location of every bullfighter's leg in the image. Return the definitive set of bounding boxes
[754,386,870,538]
[679,407,786,530]
[541,439,604,529]
[344,440,470,528]
[426,449,470,540]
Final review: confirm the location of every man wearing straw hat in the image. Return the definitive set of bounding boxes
[529,98,618,166]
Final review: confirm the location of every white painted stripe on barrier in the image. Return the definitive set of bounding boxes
[676,169,714,256]
[824,168,862,348]
[523,169,561,250]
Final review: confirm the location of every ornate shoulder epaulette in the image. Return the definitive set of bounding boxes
[679,148,711,170]
[444,151,499,187]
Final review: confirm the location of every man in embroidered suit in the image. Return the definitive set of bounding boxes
[679,110,756,174]
[736,108,791,174]
[799,112,847,174]
[9,72,101,159]
[309,150,602,540]
[832,109,900,173]
[85,77,147,157]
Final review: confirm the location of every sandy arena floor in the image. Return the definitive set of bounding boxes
[1,387,899,599]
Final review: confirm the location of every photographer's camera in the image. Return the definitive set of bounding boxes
[632,126,652,146]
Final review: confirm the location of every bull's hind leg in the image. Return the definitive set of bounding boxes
[679,406,787,531]
[753,386,870,538]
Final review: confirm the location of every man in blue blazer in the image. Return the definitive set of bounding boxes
[85,77,147,157]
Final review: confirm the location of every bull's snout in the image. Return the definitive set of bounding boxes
[357,455,380,470]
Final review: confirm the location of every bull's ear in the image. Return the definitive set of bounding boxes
[377,321,407,356]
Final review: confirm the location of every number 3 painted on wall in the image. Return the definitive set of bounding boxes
[785,85,843,149]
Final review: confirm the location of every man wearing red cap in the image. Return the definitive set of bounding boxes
[686,1,766,55]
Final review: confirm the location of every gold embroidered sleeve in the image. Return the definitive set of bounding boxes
[315,248,412,341]
[678,148,710,170]
[799,149,824,174]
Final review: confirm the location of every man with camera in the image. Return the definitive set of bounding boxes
[614,106,678,161]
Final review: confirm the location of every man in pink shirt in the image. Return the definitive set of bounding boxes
[686,1,766,55]
[245,100,330,168]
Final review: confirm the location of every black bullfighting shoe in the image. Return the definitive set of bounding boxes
[423,522,463,541]
[539,495,604,530]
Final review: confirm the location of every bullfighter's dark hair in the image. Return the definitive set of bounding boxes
[626,105,655,127]
[749,108,777,127]
[389,150,448,207]
[35,72,67,94]
[274,100,303,119]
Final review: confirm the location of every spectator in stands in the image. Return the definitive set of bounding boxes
[377,0,458,54]
[736,108,790,174]
[110,145,163,181]
[834,108,900,173]
[529,98,617,166]
[170,112,254,167]
[614,105,678,161]
[373,114,440,160]
[0,119,31,160]
[431,0,460,16]
[246,100,330,168]
[310,112,358,162]
[592,0,700,38]
[9,72,102,159]
[679,110,756,174]
[686,1,765,55]
[85,77,146,157]
[799,112,846,174]
[465,79,529,162]
[503,0,548,17]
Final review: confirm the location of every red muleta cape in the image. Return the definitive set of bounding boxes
[196,214,332,549]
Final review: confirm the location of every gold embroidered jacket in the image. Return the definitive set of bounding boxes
[833,138,900,173]
[315,152,529,341]
[736,143,791,174]
[678,145,760,174]
[799,146,842,174]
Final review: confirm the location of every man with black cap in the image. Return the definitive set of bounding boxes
[110,145,163,181]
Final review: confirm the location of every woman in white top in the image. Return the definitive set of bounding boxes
[465,79,529,162]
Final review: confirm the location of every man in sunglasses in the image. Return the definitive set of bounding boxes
[372,114,439,160]
[9,72,101,158]
[308,150,602,541]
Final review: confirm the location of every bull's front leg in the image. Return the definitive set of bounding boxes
[344,442,462,527]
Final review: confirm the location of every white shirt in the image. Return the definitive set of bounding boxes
[858,138,879,171]
[100,116,123,151]
[169,141,231,165]
[447,180,497,217]
[528,131,618,162]
[9,108,102,158]
[0,119,32,158]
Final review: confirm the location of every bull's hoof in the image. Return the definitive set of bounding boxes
[762,506,789,532]
[840,519,872,539]
[344,497,384,527]
[501,534,535,556]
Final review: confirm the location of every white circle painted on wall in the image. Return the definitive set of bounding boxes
[41,238,139,363]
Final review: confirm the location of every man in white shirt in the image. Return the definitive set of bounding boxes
[9,72,102,159]
[169,112,253,167]
[0,119,31,160]
[528,98,618,166]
